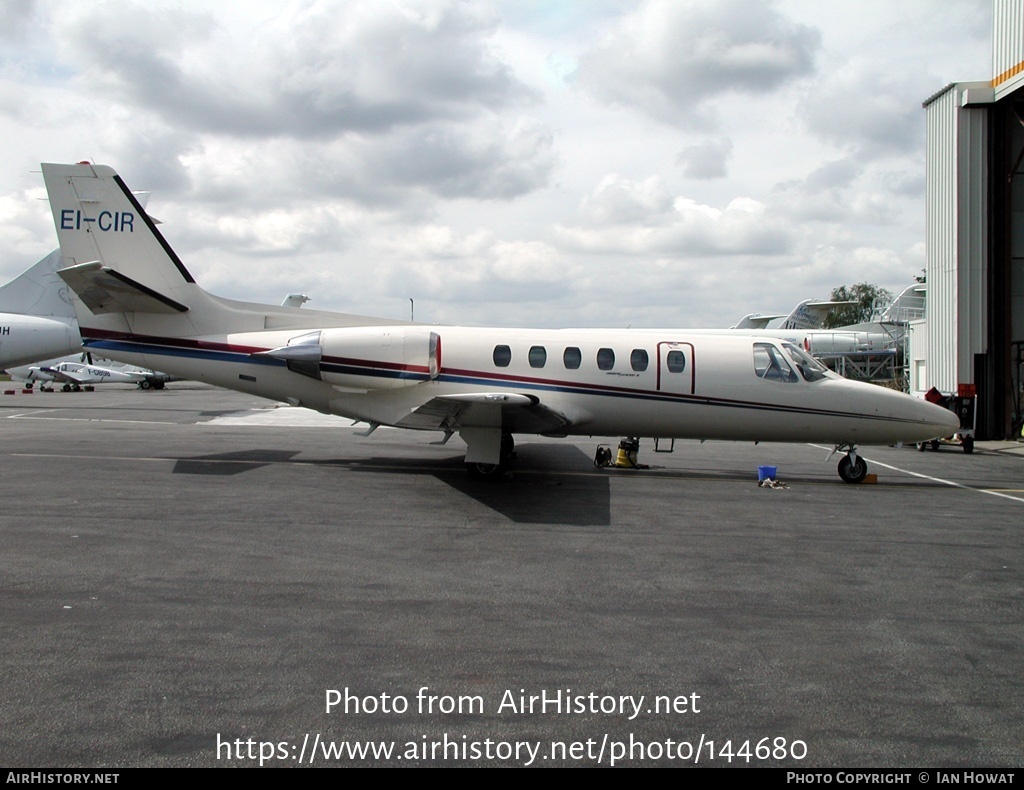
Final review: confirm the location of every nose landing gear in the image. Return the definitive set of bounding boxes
[835,445,868,484]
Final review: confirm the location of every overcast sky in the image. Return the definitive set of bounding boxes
[0,0,993,329]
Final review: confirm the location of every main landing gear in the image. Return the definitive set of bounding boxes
[465,433,516,479]
[835,444,868,484]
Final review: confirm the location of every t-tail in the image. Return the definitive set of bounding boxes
[40,162,403,342]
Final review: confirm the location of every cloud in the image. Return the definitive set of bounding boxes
[56,0,536,138]
[0,0,36,45]
[574,0,819,127]
[799,58,934,158]
[556,174,793,256]
[677,138,733,179]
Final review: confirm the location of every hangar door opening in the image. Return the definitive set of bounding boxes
[992,96,1024,439]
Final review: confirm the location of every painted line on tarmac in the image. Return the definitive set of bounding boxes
[810,444,1024,504]
[5,414,181,425]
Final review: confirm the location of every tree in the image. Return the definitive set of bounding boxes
[823,282,893,328]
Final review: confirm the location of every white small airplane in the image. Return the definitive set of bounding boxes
[38,162,958,482]
[9,355,170,391]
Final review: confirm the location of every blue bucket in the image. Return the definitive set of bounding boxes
[757,465,777,482]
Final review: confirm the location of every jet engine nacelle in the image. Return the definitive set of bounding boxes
[265,326,441,391]
[804,331,879,355]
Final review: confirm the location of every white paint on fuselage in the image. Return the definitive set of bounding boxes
[88,325,957,447]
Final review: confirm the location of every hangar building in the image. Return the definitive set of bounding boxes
[918,0,1024,439]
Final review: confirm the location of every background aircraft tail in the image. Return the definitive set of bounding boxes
[0,249,77,319]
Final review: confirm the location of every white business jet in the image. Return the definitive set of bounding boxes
[0,249,81,369]
[39,162,957,482]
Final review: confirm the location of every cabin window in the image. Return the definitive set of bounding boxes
[529,346,547,368]
[493,345,512,367]
[563,347,582,369]
[753,343,797,383]
[630,349,649,371]
[597,348,615,370]
[666,350,686,373]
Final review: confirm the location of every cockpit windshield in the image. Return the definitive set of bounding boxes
[781,342,830,382]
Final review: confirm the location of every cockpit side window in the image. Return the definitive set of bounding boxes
[753,342,798,383]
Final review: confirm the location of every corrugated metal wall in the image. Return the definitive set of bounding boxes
[993,0,1024,100]
[924,84,989,393]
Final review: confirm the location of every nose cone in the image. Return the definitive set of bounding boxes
[905,395,961,442]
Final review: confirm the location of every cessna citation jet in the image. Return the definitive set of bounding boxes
[39,162,957,482]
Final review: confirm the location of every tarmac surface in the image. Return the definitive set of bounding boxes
[1,382,1021,768]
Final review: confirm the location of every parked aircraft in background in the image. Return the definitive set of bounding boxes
[39,162,957,482]
[728,286,925,357]
[731,299,855,331]
[8,354,171,391]
[0,249,81,369]
[281,293,310,308]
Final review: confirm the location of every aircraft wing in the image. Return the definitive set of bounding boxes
[58,261,188,315]
[395,393,571,435]
[35,365,86,385]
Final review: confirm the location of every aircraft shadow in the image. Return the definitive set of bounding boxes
[173,449,303,476]
[170,445,611,525]
[432,445,611,526]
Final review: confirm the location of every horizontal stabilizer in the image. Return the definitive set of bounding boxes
[57,261,188,315]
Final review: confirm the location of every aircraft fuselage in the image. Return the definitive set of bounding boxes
[78,323,954,447]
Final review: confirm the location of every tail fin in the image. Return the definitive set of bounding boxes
[0,248,77,319]
[41,162,404,337]
[42,162,196,310]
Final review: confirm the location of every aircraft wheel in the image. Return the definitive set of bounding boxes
[153,381,166,390]
[466,462,504,479]
[962,436,974,454]
[139,380,151,390]
[465,434,515,480]
[838,454,868,484]
[61,384,71,392]
[916,442,926,452]
[930,439,941,451]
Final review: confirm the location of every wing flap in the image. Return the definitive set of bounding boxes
[395,392,571,434]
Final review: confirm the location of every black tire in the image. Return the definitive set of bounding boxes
[838,454,868,484]
[930,439,941,451]
[465,434,515,480]
[466,462,507,480]
[916,442,926,452]
[962,436,974,454]
[139,380,151,390]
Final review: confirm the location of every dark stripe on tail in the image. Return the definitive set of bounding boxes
[113,174,196,284]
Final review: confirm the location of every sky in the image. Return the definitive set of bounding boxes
[0,0,994,329]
